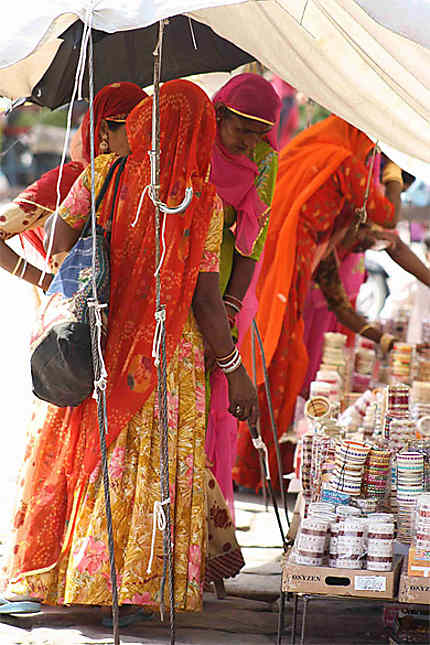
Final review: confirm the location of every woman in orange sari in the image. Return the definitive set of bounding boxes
[4,79,257,615]
[234,115,403,490]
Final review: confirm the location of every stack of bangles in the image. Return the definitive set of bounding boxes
[223,294,242,328]
[216,347,242,374]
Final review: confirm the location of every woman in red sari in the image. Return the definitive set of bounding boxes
[0,82,146,286]
[234,115,403,490]
[4,80,257,615]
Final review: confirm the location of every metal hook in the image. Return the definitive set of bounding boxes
[158,187,193,214]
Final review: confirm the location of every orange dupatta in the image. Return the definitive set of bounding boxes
[9,80,216,582]
[81,79,217,477]
[242,115,375,384]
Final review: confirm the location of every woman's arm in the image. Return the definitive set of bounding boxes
[384,180,402,225]
[316,253,393,351]
[193,271,258,425]
[44,163,95,255]
[0,238,53,291]
[386,235,430,287]
[224,252,257,321]
[44,213,81,255]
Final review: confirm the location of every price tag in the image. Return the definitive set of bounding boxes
[355,576,386,592]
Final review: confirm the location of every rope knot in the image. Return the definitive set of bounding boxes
[88,299,108,397]
[152,307,166,367]
[146,498,171,574]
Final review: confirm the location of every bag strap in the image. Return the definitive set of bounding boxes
[81,155,127,237]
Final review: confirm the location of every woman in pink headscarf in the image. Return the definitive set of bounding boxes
[205,74,280,525]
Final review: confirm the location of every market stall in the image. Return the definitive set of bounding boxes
[278,328,430,644]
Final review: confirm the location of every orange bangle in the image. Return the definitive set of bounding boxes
[216,348,236,362]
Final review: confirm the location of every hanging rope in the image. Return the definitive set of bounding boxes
[149,20,176,644]
[41,6,94,286]
[86,18,121,645]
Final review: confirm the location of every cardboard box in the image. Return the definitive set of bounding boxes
[407,546,430,578]
[398,556,430,604]
[281,552,402,600]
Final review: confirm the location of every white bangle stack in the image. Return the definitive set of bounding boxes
[216,347,242,374]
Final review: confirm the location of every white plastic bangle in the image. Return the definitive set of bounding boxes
[19,259,28,279]
[220,356,242,374]
[223,299,241,313]
[216,348,240,370]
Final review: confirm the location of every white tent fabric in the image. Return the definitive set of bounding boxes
[0,0,429,173]
[356,0,430,50]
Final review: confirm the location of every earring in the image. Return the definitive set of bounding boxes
[99,136,110,154]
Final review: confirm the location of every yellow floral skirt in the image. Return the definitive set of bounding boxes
[10,314,207,611]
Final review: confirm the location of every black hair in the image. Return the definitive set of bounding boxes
[423,235,430,252]
[402,170,416,187]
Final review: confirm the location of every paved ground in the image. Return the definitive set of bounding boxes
[0,255,400,644]
[0,493,396,645]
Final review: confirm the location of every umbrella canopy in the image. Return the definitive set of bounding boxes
[25,16,253,109]
[1,0,430,170]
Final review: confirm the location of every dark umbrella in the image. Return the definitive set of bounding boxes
[30,15,253,109]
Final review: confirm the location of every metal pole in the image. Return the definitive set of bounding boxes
[252,320,289,526]
[251,321,269,510]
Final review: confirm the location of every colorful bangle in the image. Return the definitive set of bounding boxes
[216,348,236,362]
[217,348,240,369]
[358,322,375,336]
[216,347,242,373]
[221,356,242,374]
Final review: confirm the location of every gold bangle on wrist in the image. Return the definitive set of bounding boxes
[358,322,374,336]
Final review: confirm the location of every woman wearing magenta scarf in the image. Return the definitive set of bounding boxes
[206,74,280,523]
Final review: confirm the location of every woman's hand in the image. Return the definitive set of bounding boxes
[226,364,259,426]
